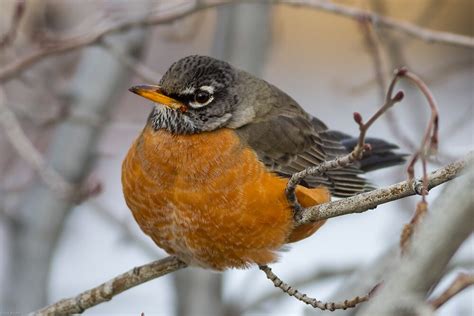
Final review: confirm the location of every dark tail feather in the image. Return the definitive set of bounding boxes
[341,136,407,172]
[327,131,407,172]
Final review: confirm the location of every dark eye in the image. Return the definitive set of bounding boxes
[194,91,210,104]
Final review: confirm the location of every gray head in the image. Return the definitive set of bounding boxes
[129,55,270,134]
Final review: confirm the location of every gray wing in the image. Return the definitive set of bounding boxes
[235,111,371,198]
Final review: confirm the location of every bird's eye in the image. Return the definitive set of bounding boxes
[194,91,211,104]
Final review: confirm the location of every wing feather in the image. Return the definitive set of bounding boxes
[235,112,372,197]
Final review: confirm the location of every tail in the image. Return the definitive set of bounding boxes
[326,130,407,172]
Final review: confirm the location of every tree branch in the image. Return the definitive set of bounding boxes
[358,18,418,152]
[258,265,375,311]
[90,201,161,259]
[0,0,26,49]
[279,0,474,48]
[0,87,74,196]
[1,0,472,82]
[359,164,474,315]
[101,39,162,83]
[298,152,472,224]
[33,256,187,316]
[429,273,474,309]
[245,265,355,311]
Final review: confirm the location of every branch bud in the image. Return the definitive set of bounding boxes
[353,112,363,125]
[393,91,405,102]
[395,67,408,76]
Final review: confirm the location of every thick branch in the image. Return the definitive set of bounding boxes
[359,164,474,315]
[1,0,473,82]
[33,256,187,316]
[298,152,472,224]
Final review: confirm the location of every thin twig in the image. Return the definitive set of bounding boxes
[429,273,474,309]
[0,0,26,49]
[400,200,428,254]
[0,92,104,204]
[91,201,161,258]
[258,265,376,311]
[353,91,404,157]
[1,0,473,82]
[33,256,187,316]
[359,18,417,152]
[245,265,355,311]
[359,18,387,101]
[403,70,439,186]
[0,87,74,196]
[397,70,440,252]
[102,40,162,82]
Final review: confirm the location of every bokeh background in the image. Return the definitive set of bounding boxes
[0,0,472,315]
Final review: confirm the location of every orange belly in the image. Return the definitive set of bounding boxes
[122,126,329,270]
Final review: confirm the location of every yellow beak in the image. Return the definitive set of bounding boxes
[129,84,187,112]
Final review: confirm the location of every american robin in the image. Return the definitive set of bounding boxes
[122,55,404,270]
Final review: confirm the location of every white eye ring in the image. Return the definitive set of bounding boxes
[189,94,213,108]
[189,86,215,108]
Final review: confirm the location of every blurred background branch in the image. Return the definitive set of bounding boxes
[1,0,473,83]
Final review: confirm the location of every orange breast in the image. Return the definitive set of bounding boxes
[122,126,329,270]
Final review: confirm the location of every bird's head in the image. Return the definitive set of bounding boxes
[129,55,267,134]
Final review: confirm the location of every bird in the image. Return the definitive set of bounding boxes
[122,55,405,270]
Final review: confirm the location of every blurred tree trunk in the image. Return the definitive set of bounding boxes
[2,4,150,312]
[174,268,225,316]
[212,2,272,75]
